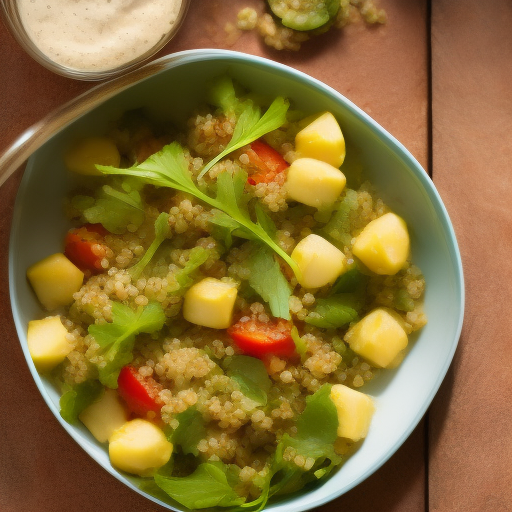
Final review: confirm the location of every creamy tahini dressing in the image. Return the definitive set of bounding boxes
[18,0,183,72]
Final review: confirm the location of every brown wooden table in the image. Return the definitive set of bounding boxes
[1,1,511,510]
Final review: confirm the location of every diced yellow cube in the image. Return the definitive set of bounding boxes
[346,307,408,368]
[64,137,120,176]
[291,234,346,289]
[109,419,173,476]
[183,278,238,329]
[295,112,346,168]
[27,316,73,373]
[285,158,346,208]
[79,389,129,443]
[352,213,410,275]
[27,253,84,310]
[330,384,375,441]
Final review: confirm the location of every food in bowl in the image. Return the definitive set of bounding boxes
[24,75,427,510]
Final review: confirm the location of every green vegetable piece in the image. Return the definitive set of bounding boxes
[59,380,103,424]
[171,407,206,456]
[89,301,166,388]
[198,96,289,179]
[246,244,291,320]
[129,212,170,280]
[97,144,301,279]
[224,355,271,406]
[393,288,415,312]
[319,189,358,249]
[305,294,360,329]
[267,0,340,31]
[154,462,245,509]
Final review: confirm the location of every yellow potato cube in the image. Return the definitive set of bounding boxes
[64,136,120,176]
[109,419,173,477]
[291,234,346,289]
[27,253,84,310]
[183,278,238,329]
[352,213,410,275]
[295,112,346,168]
[285,158,346,208]
[330,384,375,441]
[346,307,408,368]
[27,316,73,373]
[79,389,129,443]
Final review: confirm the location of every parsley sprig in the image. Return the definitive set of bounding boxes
[97,142,301,279]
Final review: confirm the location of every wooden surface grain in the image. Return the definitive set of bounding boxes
[0,0,508,510]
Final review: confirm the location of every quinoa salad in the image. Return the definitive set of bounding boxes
[25,76,426,510]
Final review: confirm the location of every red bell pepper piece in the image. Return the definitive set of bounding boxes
[64,223,108,273]
[246,139,289,185]
[227,318,296,359]
[117,365,164,419]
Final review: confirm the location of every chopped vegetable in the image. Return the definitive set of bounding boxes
[352,212,410,275]
[227,318,296,359]
[89,301,166,388]
[247,139,289,185]
[27,253,84,310]
[295,111,346,167]
[346,307,408,368]
[117,365,164,418]
[171,246,210,292]
[109,419,173,477]
[78,388,128,443]
[290,233,346,289]
[64,223,109,273]
[330,384,375,441]
[319,188,358,249]
[267,0,340,31]
[97,147,301,279]
[182,277,238,329]
[27,316,74,372]
[285,157,346,208]
[64,136,120,176]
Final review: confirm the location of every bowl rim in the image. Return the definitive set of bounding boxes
[8,48,465,512]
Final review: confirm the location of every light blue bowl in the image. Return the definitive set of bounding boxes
[9,49,464,511]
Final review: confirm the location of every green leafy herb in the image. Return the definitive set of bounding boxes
[305,294,361,329]
[393,288,415,312]
[224,355,271,406]
[154,462,245,509]
[129,212,170,280]
[197,96,289,179]
[172,246,210,291]
[97,144,301,279]
[171,407,206,456]
[59,380,103,424]
[89,301,166,388]
[241,384,341,512]
[245,244,291,320]
[72,182,144,234]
